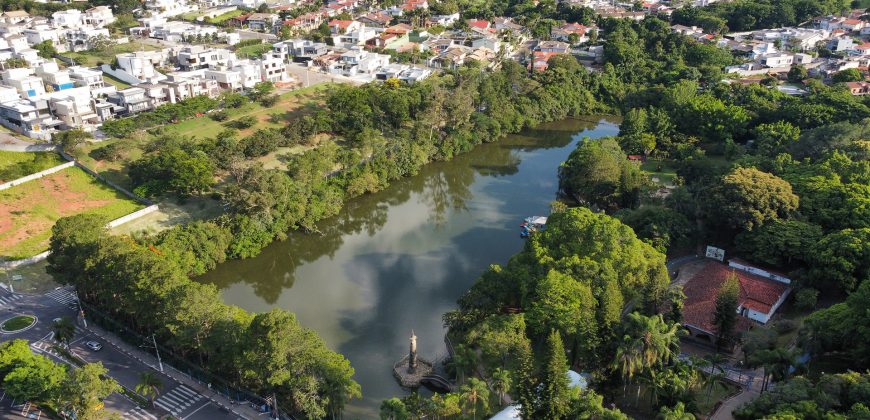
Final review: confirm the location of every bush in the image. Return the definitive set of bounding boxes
[259,94,279,107]
[774,319,798,334]
[225,116,257,129]
[210,110,229,121]
[90,141,129,162]
[794,288,818,310]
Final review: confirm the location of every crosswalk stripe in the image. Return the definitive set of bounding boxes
[160,393,187,408]
[153,400,178,415]
[174,385,199,399]
[125,407,158,420]
[177,385,200,397]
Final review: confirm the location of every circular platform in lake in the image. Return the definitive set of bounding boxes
[393,355,433,388]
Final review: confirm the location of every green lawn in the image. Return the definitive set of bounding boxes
[0,151,66,182]
[0,166,143,259]
[103,74,132,89]
[162,85,330,139]
[65,42,161,67]
[234,43,274,58]
[641,159,678,187]
[1,315,35,331]
[208,9,244,23]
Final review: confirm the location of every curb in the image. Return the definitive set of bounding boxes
[0,314,37,334]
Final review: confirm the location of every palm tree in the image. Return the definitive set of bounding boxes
[489,368,511,407]
[135,371,163,407]
[379,397,408,420]
[52,317,75,349]
[460,378,490,420]
[612,333,644,393]
[658,401,695,420]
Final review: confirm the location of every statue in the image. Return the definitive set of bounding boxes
[408,330,417,374]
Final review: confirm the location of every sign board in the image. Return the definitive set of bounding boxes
[705,246,725,262]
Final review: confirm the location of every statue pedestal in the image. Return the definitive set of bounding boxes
[392,355,433,388]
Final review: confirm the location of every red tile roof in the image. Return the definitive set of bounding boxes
[468,19,491,30]
[682,261,789,334]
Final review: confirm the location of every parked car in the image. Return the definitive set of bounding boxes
[85,340,103,351]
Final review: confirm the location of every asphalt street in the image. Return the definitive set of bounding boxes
[0,286,244,420]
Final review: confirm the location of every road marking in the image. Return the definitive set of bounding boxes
[181,402,211,420]
[124,406,159,419]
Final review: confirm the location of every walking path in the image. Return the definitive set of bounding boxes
[83,322,267,420]
[711,389,760,420]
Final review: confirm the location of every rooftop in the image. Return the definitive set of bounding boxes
[682,261,790,334]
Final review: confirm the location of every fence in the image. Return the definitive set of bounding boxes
[0,161,74,191]
[80,301,294,419]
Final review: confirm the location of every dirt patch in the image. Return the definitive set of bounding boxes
[0,171,113,252]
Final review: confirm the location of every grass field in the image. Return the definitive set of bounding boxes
[0,166,143,259]
[641,159,678,187]
[65,42,161,67]
[234,43,273,58]
[0,151,66,182]
[162,84,330,139]
[208,9,244,23]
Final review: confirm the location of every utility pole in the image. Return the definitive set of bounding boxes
[272,393,279,420]
[152,334,164,373]
[74,289,86,328]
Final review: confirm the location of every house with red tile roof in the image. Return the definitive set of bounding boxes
[467,19,491,31]
[681,260,791,343]
[328,19,359,34]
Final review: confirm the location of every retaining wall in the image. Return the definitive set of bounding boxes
[106,204,159,228]
[0,161,75,191]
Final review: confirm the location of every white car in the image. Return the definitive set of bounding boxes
[85,341,103,351]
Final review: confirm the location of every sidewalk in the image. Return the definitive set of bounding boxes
[83,322,266,420]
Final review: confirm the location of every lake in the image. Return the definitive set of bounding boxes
[198,117,620,416]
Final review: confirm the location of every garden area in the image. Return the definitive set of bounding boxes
[0,166,143,259]
[0,151,66,182]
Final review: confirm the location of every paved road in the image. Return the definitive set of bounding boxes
[0,134,55,152]
[0,286,249,420]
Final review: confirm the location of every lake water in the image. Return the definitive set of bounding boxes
[198,117,620,416]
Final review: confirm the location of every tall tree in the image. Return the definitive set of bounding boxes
[712,272,740,350]
[60,363,120,420]
[709,167,799,231]
[537,331,570,419]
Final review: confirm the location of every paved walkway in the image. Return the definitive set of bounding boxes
[711,389,760,420]
[84,323,267,420]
